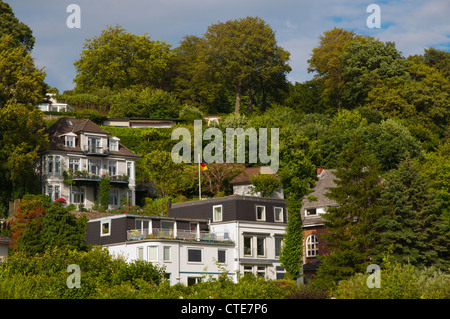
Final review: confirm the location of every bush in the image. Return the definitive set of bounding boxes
[332,261,450,299]
[0,246,165,299]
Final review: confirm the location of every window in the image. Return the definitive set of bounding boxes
[101,220,111,236]
[65,135,75,148]
[88,137,101,153]
[257,237,265,257]
[244,236,252,256]
[187,248,202,263]
[213,205,222,222]
[71,187,85,204]
[55,156,61,175]
[88,159,100,175]
[54,185,60,200]
[109,139,118,151]
[47,156,53,174]
[276,266,285,280]
[109,188,119,206]
[108,160,117,176]
[306,235,319,257]
[256,206,266,221]
[217,249,227,264]
[275,237,283,257]
[243,266,253,276]
[187,277,201,286]
[274,207,283,222]
[47,185,53,201]
[137,247,144,260]
[306,208,317,216]
[148,246,158,262]
[69,157,80,172]
[257,266,266,277]
[135,219,149,234]
[127,162,133,178]
[163,246,171,262]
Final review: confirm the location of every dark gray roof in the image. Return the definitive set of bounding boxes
[46,117,140,158]
[302,169,339,227]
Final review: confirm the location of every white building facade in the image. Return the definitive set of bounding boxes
[39,118,140,209]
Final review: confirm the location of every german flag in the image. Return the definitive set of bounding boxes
[200,162,208,171]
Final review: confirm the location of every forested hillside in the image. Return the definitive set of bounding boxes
[0,1,448,298]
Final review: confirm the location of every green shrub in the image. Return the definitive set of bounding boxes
[332,261,450,299]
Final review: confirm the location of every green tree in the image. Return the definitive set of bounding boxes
[315,139,383,287]
[421,140,450,233]
[278,128,317,279]
[99,176,110,210]
[170,35,232,114]
[341,39,409,108]
[0,1,35,51]
[202,17,291,114]
[141,150,192,197]
[40,205,88,252]
[359,119,423,171]
[307,28,366,110]
[366,60,450,137]
[109,88,180,118]
[73,25,171,92]
[249,173,281,197]
[0,35,48,215]
[371,159,449,270]
[0,34,46,106]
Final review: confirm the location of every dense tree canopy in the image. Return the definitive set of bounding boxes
[73,25,172,92]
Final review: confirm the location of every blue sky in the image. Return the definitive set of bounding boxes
[9,0,450,93]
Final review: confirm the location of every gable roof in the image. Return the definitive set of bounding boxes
[46,117,140,158]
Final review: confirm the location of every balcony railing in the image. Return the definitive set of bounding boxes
[127,228,232,243]
[64,171,129,183]
[83,145,109,156]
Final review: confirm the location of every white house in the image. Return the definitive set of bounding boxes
[86,195,288,285]
[39,117,140,210]
[37,93,73,113]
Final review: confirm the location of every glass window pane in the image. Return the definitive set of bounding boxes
[188,249,202,262]
[148,246,157,261]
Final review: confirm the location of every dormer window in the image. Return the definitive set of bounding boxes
[109,136,120,151]
[66,136,75,147]
[305,208,317,216]
[61,132,77,148]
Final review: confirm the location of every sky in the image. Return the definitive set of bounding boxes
[9,0,450,93]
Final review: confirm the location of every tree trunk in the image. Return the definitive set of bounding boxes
[248,87,254,115]
[234,84,241,114]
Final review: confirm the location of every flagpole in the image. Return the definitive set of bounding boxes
[198,154,201,200]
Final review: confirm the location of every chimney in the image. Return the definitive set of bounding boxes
[317,166,326,176]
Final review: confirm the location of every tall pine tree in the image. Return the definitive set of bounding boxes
[315,138,382,287]
[371,159,449,270]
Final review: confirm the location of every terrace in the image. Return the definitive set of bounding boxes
[127,228,232,243]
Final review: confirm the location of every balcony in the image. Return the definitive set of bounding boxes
[127,228,232,243]
[83,145,109,156]
[64,171,129,185]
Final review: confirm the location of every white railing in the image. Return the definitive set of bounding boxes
[126,228,232,242]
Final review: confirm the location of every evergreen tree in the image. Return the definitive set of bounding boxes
[371,159,449,270]
[315,138,383,287]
